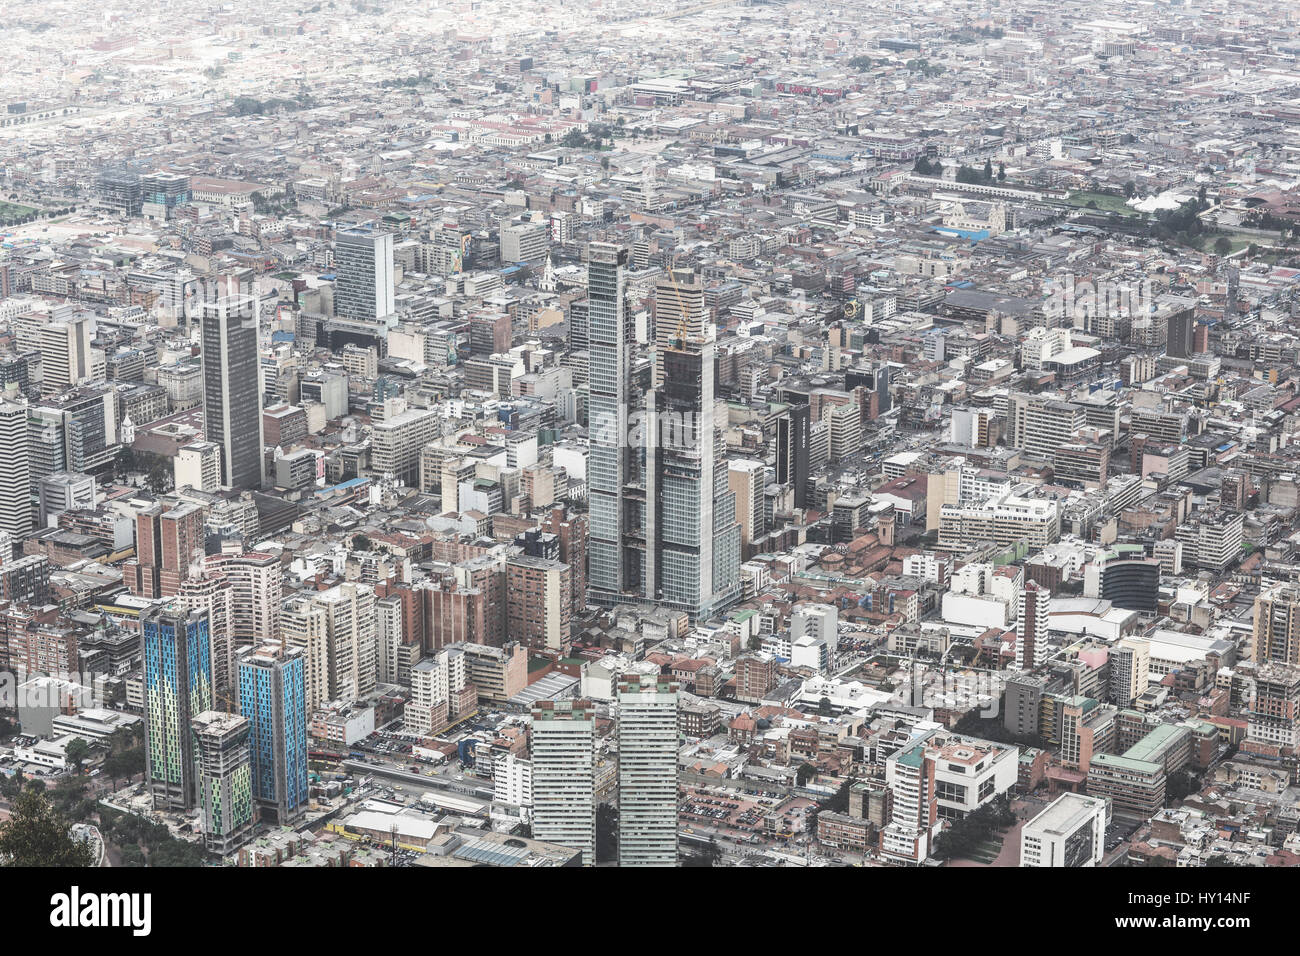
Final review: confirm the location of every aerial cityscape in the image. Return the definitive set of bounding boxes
[0,0,1297,888]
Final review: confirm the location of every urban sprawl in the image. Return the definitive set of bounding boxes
[0,0,1299,870]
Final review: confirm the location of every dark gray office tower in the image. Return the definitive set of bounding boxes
[1166,305,1196,359]
[875,365,892,414]
[585,242,739,620]
[776,402,811,509]
[202,296,264,489]
[568,298,589,352]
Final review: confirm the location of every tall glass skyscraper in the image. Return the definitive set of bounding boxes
[584,243,740,620]
[645,335,741,619]
[238,643,309,824]
[201,294,264,489]
[586,242,632,608]
[143,605,213,810]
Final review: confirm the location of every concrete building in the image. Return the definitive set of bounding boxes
[0,404,31,538]
[530,698,596,864]
[192,710,255,854]
[728,459,767,555]
[206,551,282,646]
[370,402,440,487]
[504,554,571,650]
[1110,637,1151,709]
[616,675,679,867]
[1020,793,1109,867]
[201,296,264,489]
[334,228,395,321]
[1253,585,1300,667]
[1016,581,1050,671]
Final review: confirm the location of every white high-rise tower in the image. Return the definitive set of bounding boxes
[617,675,680,867]
[530,699,596,864]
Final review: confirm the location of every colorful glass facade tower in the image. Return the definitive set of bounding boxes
[192,710,254,855]
[238,643,309,824]
[142,605,213,810]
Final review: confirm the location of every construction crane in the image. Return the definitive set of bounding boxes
[664,260,692,349]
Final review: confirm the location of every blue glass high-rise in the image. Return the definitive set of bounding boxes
[142,604,213,810]
[238,644,309,824]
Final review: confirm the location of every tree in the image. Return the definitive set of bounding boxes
[0,788,96,867]
[913,156,933,176]
[146,838,206,867]
[1167,770,1201,802]
[997,162,1006,181]
[983,158,993,182]
[145,459,173,495]
[681,838,721,867]
[1213,236,1232,257]
[104,747,144,788]
[232,96,265,116]
[118,844,146,867]
[819,777,854,814]
[1123,180,1137,198]
[0,770,24,800]
[65,737,91,773]
[796,762,816,785]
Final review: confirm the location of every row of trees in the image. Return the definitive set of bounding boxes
[904,59,946,78]
[912,157,1005,183]
[380,74,430,88]
[230,92,317,116]
[0,204,75,226]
